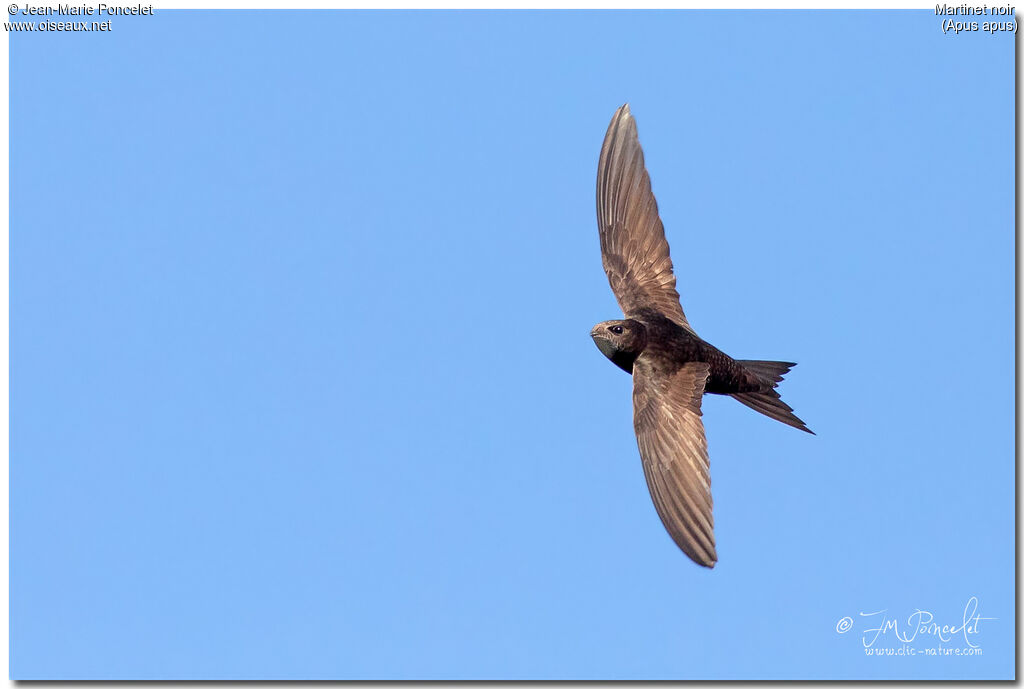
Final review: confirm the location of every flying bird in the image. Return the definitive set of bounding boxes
[591,104,813,568]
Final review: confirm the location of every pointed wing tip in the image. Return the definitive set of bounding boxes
[603,104,637,150]
[670,533,718,568]
[698,545,718,568]
[689,549,717,568]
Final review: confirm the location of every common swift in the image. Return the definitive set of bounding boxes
[590,104,813,568]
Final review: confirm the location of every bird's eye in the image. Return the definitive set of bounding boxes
[609,325,624,335]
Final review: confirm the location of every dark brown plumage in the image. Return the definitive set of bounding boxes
[590,104,813,568]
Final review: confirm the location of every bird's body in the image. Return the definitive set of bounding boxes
[590,104,813,568]
[592,308,766,394]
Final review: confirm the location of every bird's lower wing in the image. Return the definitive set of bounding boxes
[632,359,717,567]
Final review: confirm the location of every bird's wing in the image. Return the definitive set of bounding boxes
[597,104,694,333]
[632,358,717,567]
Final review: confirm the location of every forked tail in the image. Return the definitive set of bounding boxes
[731,360,814,435]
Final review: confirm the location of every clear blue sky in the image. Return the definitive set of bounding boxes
[11,10,1013,680]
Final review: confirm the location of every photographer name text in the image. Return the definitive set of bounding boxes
[11,3,152,15]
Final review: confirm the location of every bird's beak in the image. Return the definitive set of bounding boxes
[590,326,617,360]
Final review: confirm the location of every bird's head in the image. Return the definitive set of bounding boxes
[590,319,647,373]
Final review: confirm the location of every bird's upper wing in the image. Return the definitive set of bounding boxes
[597,104,694,333]
[632,358,716,567]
